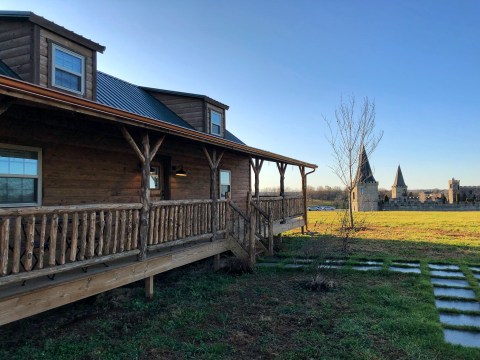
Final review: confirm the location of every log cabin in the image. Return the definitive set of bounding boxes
[0,11,317,325]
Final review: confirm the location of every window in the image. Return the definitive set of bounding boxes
[219,170,231,199]
[51,44,85,94]
[149,167,161,189]
[0,145,42,206]
[210,110,222,136]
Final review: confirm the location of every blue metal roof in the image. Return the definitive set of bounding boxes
[96,72,195,130]
[0,59,20,79]
[97,71,244,145]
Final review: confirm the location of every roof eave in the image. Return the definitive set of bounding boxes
[0,75,316,169]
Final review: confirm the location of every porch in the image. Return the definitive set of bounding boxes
[0,195,305,325]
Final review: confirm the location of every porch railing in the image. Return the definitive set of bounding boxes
[147,199,226,250]
[0,203,142,285]
[258,195,305,222]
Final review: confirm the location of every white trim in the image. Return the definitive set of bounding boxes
[51,43,85,95]
[0,143,42,207]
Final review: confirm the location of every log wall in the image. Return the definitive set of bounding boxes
[0,105,250,211]
[0,20,33,82]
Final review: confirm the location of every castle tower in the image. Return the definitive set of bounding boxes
[448,178,460,204]
[351,147,379,212]
[391,165,407,200]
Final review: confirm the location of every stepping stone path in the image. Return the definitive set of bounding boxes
[429,264,480,348]
[257,258,480,348]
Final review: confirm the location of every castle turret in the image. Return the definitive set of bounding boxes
[351,146,379,211]
[448,178,460,204]
[391,165,407,200]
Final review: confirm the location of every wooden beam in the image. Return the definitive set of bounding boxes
[203,146,223,243]
[145,276,154,299]
[120,126,145,163]
[202,145,214,169]
[0,239,233,326]
[250,157,264,202]
[277,162,287,222]
[299,166,316,232]
[150,135,166,162]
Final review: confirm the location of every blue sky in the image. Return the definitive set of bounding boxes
[3,0,479,190]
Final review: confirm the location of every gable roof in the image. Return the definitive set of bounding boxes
[0,11,105,52]
[355,146,377,184]
[392,165,407,187]
[142,87,229,110]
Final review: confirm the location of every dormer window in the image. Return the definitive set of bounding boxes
[51,44,85,95]
[210,110,222,136]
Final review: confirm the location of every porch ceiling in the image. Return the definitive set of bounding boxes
[0,75,317,169]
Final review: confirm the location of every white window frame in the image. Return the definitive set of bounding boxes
[210,110,222,136]
[0,143,42,207]
[219,169,231,200]
[51,43,85,95]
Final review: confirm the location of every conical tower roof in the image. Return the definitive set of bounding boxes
[355,146,376,184]
[392,165,406,187]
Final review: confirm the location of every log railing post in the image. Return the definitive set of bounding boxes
[268,211,274,256]
[249,210,256,266]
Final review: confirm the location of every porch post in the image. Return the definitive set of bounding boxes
[120,127,165,261]
[299,166,316,232]
[276,162,287,223]
[202,146,224,242]
[249,157,264,203]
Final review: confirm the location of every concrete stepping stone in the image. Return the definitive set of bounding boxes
[389,266,421,274]
[473,273,480,280]
[353,260,383,265]
[430,270,465,278]
[469,266,480,273]
[391,261,420,268]
[431,278,470,288]
[435,299,480,312]
[444,329,480,348]
[434,287,476,299]
[325,259,346,264]
[318,264,343,269]
[351,265,382,271]
[440,313,480,327]
[429,264,460,271]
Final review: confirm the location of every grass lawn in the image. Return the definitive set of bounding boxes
[1,211,480,359]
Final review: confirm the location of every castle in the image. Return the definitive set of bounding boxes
[352,150,479,212]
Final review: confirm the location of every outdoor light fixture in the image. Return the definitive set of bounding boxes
[175,165,187,177]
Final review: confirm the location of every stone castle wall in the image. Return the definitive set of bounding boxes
[352,181,379,211]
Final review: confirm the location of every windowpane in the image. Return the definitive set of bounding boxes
[55,48,82,73]
[0,178,36,204]
[210,111,222,135]
[0,149,38,176]
[149,167,161,189]
[55,69,81,92]
[220,170,231,199]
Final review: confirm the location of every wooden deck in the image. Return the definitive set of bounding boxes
[0,196,305,325]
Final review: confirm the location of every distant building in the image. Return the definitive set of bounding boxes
[448,178,480,204]
[391,165,407,200]
[351,147,379,212]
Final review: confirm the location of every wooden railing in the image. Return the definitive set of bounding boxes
[250,201,273,255]
[148,199,226,250]
[258,195,305,222]
[0,203,142,285]
[226,201,250,252]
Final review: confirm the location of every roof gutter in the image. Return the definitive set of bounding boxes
[0,75,317,169]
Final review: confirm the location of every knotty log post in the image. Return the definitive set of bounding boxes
[202,146,224,242]
[249,210,257,266]
[276,162,287,223]
[145,275,154,299]
[268,212,274,256]
[121,127,165,298]
[299,166,316,233]
[249,157,264,203]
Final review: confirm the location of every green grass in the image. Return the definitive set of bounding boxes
[1,211,480,359]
